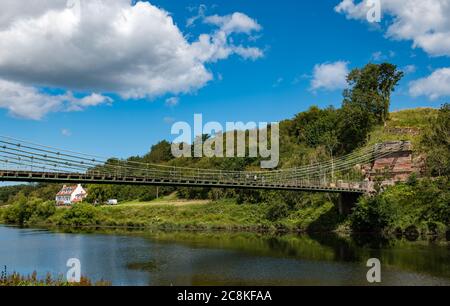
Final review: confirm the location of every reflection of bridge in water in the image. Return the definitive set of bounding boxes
[0,136,410,195]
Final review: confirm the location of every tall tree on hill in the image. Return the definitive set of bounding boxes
[336,63,404,153]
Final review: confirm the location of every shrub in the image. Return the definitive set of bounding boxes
[58,203,100,226]
[265,202,290,222]
[349,196,392,233]
[350,178,450,235]
[2,194,56,225]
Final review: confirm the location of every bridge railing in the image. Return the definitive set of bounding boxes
[0,136,409,192]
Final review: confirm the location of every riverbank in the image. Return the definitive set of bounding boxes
[1,178,448,239]
[0,193,346,233]
[0,225,449,286]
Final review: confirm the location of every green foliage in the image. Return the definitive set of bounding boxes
[350,178,450,235]
[177,187,211,200]
[337,103,374,153]
[0,63,445,236]
[388,108,438,128]
[85,185,113,204]
[337,63,403,153]
[0,269,110,286]
[57,203,100,226]
[344,63,404,124]
[142,140,174,164]
[421,103,450,177]
[2,193,55,225]
[291,106,338,148]
[0,185,33,205]
[350,196,392,233]
[265,202,290,222]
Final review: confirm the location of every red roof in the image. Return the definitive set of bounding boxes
[56,185,78,196]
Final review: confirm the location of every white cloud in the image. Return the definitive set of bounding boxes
[335,0,450,57]
[409,67,450,100]
[0,0,67,29]
[61,129,72,137]
[310,61,349,91]
[403,65,417,74]
[0,0,263,119]
[0,78,111,119]
[186,4,207,28]
[190,12,264,63]
[163,117,176,124]
[335,0,369,20]
[372,51,384,62]
[66,92,113,112]
[204,12,262,34]
[0,79,62,120]
[371,50,395,62]
[272,77,283,88]
[165,97,179,107]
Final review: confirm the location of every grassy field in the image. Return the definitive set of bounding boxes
[366,107,438,147]
[388,108,438,128]
[0,192,340,233]
[50,197,275,231]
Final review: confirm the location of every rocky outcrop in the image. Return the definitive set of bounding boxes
[366,141,420,183]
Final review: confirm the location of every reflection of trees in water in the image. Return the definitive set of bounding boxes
[309,232,450,279]
[50,227,450,280]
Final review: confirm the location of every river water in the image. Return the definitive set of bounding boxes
[0,225,448,286]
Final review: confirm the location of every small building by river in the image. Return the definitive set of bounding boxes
[55,184,88,206]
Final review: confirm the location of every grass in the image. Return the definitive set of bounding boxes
[365,108,437,147]
[388,108,438,128]
[116,194,211,208]
[11,194,341,233]
[91,199,271,231]
[0,270,111,286]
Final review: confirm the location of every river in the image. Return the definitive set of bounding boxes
[0,225,448,286]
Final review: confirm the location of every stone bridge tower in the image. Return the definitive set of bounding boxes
[366,141,417,183]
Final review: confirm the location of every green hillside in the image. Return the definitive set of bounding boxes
[1,62,448,238]
[367,108,439,146]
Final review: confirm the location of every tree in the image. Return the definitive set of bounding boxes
[344,63,403,124]
[85,185,113,204]
[142,140,174,164]
[320,131,339,181]
[291,106,339,148]
[337,103,373,153]
[421,104,450,177]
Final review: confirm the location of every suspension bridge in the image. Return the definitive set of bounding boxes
[0,136,410,195]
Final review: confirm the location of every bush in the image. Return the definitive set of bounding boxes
[58,203,100,226]
[349,196,392,233]
[265,202,290,222]
[2,194,56,225]
[350,178,450,235]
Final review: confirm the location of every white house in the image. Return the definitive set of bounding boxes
[56,184,88,206]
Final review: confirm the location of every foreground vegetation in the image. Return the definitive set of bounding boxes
[0,269,110,286]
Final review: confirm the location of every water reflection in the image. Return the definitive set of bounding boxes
[0,225,448,286]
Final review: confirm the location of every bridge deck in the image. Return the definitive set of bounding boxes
[0,170,366,194]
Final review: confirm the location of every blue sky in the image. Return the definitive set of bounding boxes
[0,0,449,160]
